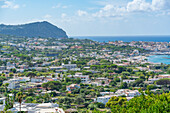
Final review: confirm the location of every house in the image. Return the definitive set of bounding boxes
[8,103,64,113]
[148,78,160,84]
[87,60,99,65]
[115,89,141,97]
[70,68,81,71]
[100,92,115,96]
[157,74,170,79]
[49,66,62,70]
[62,63,77,70]
[74,73,89,83]
[66,84,80,91]
[42,62,52,66]
[31,77,44,83]
[95,77,110,84]
[44,78,55,82]
[0,66,6,71]
[6,62,16,70]
[123,79,135,83]
[65,108,78,113]
[17,77,30,82]
[3,79,20,90]
[94,95,118,104]
[16,69,25,73]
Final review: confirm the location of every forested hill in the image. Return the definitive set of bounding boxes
[0,21,68,38]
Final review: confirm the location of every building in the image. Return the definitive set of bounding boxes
[66,84,80,91]
[62,63,77,70]
[0,66,6,71]
[95,77,110,84]
[8,103,64,113]
[157,74,170,79]
[74,73,89,83]
[123,79,135,83]
[3,79,20,90]
[115,89,141,97]
[31,77,44,83]
[94,95,118,104]
[87,60,99,65]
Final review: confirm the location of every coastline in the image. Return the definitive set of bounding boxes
[147,54,170,65]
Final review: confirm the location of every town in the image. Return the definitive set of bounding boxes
[0,35,169,113]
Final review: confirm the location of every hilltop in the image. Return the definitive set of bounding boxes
[0,21,68,38]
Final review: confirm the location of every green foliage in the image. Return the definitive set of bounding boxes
[108,92,170,113]
[120,82,128,89]
[42,81,62,91]
[25,96,34,103]
[106,96,127,109]
[156,78,170,85]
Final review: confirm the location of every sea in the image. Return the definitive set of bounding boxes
[72,36,170,64]
[147,55,170,65]
[72,36,170,42]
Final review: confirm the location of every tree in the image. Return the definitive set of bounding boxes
[43,93,51,102]
[16,92,23,113]
[52,74,55,78]
[156,78,170,85]
[3,83,9,93]
[25,96,34,103]
[42,83,48,90]
[9,73,14,78]
[120,82,128,89]
[88,103,96,110]
[109,92,170,113]
[26,72,36,80]
[58,73,61,78]
[4,94,14,111]
[75,78,81,84]
[63,97,73,105]
[96,102,105,108]
[106,96,127,112]
[109,80,117,86]
[74,97,85,105]
[42,81,62,91]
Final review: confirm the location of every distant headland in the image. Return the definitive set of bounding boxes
[0,21,68,38]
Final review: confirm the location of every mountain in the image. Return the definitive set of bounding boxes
[0,21,68,38]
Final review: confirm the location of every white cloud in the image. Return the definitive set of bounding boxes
[168,12,170,15]
[127,0,170,12]
[52,4,68,9]
[77,10,88,16]
[93,5,126,18]
[93,0,170,18]
[102,4,114,11]
[1,1,19,9]
[151,0,170,11]
[127,0,151,12]
[61,13,67,18]
[44,14,52,19]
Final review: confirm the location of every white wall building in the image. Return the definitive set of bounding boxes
[74,73,89,83]
[3,79,20,90]
[62,63,77,70]
[94,95,118,104]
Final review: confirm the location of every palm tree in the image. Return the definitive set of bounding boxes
[16,92,23,113]
[3,83,9,93]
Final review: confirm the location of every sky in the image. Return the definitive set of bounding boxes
[0,0,170,36]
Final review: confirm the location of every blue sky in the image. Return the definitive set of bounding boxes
[0,0,170,36]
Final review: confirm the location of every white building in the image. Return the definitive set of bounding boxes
[62,63,77,70]
[3,79,20,90]
[123,79,135,83]
[31,77,44,83]
[94,95,118,104]
[74,73,89,83]
[115,89,141,97]
[8,103,64,113]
